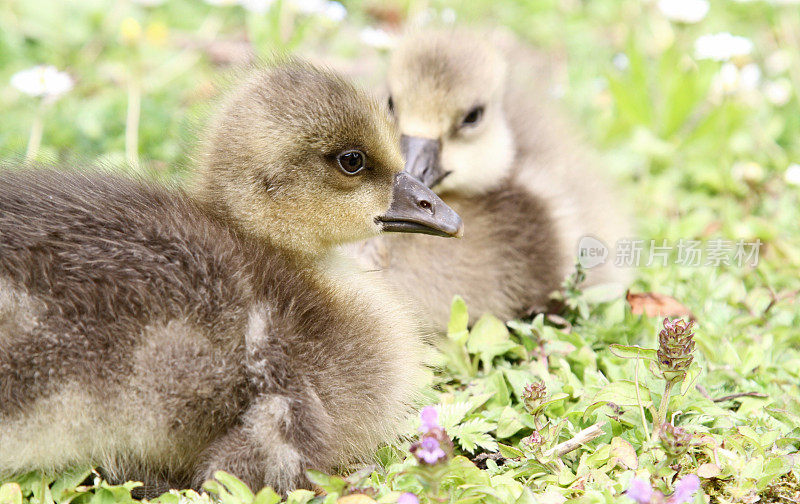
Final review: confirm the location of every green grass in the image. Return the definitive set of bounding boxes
[2,0,800,503]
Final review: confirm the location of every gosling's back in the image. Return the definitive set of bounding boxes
[0,170,424,492]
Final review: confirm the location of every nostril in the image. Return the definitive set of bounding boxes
[418,199,433,213]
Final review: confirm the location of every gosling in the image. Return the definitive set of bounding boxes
[0,61,462,495]
[356,29,631,328]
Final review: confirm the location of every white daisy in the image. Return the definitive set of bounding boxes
[441,8,456,24]
[239,0,274,13]
[10,65,73,99]
[359,27,395,49]
[320,1,346,22]
[612,53,630,71]
[657,0,709,24]
[764,79,792,106]
[203,0,238,6]
[785,163,800,186]
[694,32,754,61]
[712,62,761,96]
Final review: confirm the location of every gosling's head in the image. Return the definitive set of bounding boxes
[387,30,515,195]
[199,60,462,258]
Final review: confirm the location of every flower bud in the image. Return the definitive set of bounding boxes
[657,318,696,382]
[659,422,692,459]
[522,381,547,415]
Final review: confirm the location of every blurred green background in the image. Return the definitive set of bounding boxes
[2,0,799,283]
[3,2,800,501]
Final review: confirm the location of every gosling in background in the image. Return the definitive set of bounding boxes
[356,28,632,328]
[0,61,462,494]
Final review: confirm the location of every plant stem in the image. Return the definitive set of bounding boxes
[125,68,141,171]
[653,379,676,440]
[634,352,651,440]
[25,101,45,163]
[545,422,606,458]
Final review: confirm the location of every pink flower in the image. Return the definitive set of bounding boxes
[414,437,446,464]
[397,493,419,504]
[419,406,439,433]
[626,478,654,504]
[668,474,701,504]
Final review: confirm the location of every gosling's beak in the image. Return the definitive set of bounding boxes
[401,135,450,188]
[377,172,464,238]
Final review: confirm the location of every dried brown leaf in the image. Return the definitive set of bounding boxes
[626,291,695,320]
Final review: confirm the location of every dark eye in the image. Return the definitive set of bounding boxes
[337,150,366,175]
[461,106,484,127]
[387,96,394,114]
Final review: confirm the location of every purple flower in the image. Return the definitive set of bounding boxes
[419,406,440,433]
[626,478,654,504]
[668,474,701,504]
[397,492,419,504]
[412,436,446,465]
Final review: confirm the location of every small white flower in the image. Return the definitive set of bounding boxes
[695,33,754,61]
[714,62,740,94]
[283,0,345,21]
[240,0,274,13]
[612,53,630,71]
[290,0,326,14]
[764,78,793,106]
[785,163,800,186]
[10,65,73,99]
[360,27,395,49]
[441,8,456,24]
[738,63,761,90]
[765,49,791,75]
[657,0,709,23]
[321,1,346,22]
[732,161,764,184]
[410,8,435,27]
[549,83,566,99]
[712,62,761,96]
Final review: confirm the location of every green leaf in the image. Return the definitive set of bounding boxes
[88,489,117,504]
[680,362,702,395]
[305,471,346,495]
[496,406,526,438]
[0,483,22,504]
[485,370,511,408]
[504,369,537,402]
[203,480,239,504]
[608,344,657,361]
[591,380,652,407]
[50,467,92,504]
[213,472,254,504]
[535,393,570,415]
[436,400,475,429]
[285,489,315,504]
[447,295,470,345]
[467,314,520,370]
[497,443,525,459]
[451,418,498,453]
[756,456,792,490]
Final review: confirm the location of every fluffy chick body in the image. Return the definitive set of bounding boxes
[0,62,435,494]
[360,29,632,327]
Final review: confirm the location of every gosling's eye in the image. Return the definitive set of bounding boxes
[461,105,484,127]
[387,96,395,115]
[337,150,366,175]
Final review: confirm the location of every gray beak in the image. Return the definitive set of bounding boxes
[401,135,450,188]
[377,172,464,238]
